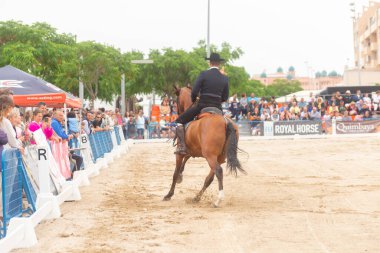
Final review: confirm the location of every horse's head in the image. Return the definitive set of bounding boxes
[174,84,193,115]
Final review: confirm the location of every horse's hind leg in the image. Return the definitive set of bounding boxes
[213,164,224,208]
[177,155,190,184]
[193,156,217,203]
[163,155,184,201]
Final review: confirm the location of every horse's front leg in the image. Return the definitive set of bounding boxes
[163,154,184,201]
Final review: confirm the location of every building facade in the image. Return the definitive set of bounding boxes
[345,1,380,85]
[252,67,343,91]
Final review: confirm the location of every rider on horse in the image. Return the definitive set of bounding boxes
[174,52,229,154]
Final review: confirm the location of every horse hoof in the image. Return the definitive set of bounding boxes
[192,197,201,203]
[163,196,171,201]
[212,203,219,208]
[176,175,183,184]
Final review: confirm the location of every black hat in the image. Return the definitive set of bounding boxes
[205,53,225,62]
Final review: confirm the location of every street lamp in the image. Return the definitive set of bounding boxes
[304,61,311,90]
[120,59,154,116]
[350,1,361,85]
[207,0,211,58]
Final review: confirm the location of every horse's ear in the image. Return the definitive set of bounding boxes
[173,84,180,96]
[186,83,192,90]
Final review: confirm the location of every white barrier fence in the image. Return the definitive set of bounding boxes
[0,130,134,253]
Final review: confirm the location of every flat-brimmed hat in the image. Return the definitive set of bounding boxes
[205,53,225,62]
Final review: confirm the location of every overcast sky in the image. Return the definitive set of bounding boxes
[0,0,373,77]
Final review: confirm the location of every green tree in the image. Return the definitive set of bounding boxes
[77,41,121,106]
[264,79,303,97]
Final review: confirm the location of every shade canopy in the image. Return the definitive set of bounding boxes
[0,65,81,108]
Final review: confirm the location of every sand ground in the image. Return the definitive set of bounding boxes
[13,137,380,253]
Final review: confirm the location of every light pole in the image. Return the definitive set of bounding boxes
[207,0,211,58]
[120,59,154,116]
[304,61,311,90]
[350,2,361,85]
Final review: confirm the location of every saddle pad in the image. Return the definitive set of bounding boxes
[200,107,223,115]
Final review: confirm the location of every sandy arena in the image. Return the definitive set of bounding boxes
[14,137,380,253]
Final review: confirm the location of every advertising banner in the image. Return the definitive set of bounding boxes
[326,120,380,134]
[261,121,322,136]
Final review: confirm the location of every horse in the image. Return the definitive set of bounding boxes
[163,85,246,207]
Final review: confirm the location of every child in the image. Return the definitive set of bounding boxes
[67,111,79,136]
[41,115,60,142]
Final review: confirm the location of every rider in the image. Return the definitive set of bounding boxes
[174,52,229,154]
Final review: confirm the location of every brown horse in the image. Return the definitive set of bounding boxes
[164,86,246,207]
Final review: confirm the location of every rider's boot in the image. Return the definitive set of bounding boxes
[174,124,187,155]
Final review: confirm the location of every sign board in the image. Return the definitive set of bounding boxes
[262,121,322,136]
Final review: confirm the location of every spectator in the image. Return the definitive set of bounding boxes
[249,107,261,127]
[229,96,240,121]
[347,101,358,116]
[83,111,94,135]
[229,93,239,103]
[309,107,321,120]
[247,93,258,103]
[67,111,79,148]
[298,97,307,108]
[332,110,342,121]
[343,90,353,105]
[122,112,129,140]
[373,91,380,112]
[362,93,372,109]
[363,110,372,120]
[314,97,325,111]
[342,110,352,121]
[247,99,257,117]
[115,108,123,126]
[37,102,48,116]
[300,107,310,120]
[359,103,370,116]
[270,110,280,121]
[67,111,79,136]
[260,102,271,116]
[289,101,300,115]
[329,102,339,114]
[334,91,344,105]
[338,100,346,113]
[0,95,24,153]
[8,109,24,143]
[41,115,60,142]
[0,127,7,171]
[92,112,105,131]
[136,109,146,139]
[353,90,362,102]
[160,99,171,121]
[127,113,136,139]
[29,109,43,132]
[159,118,170,138]
[51,109,83,174]
[240,93,248,119]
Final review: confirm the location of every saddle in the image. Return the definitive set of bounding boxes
[197,107,223,120]
[185,107,223,131]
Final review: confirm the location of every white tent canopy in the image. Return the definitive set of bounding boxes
[275,90,323,103]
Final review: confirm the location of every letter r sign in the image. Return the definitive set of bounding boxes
[38,148,47,161]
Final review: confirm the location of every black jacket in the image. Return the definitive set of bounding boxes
[191,68,229,104]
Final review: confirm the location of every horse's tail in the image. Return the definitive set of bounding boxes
[225,120,246,176]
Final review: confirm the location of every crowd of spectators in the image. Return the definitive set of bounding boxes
[223,90,380,132]
[0,88,379,175]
